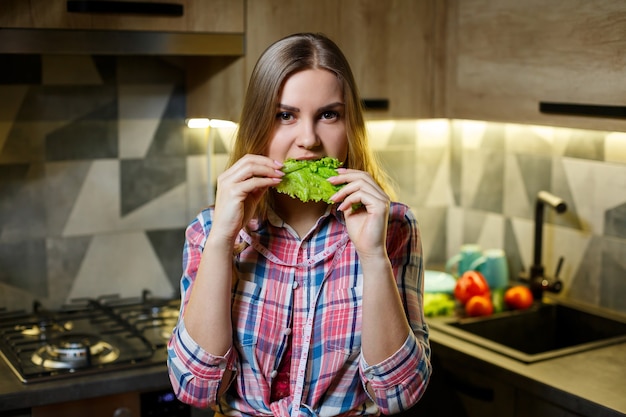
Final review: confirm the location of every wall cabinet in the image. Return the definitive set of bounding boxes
[444,0,626,132]
[246,0,445,120]
[0,0,244,33]
[187,0,444,121]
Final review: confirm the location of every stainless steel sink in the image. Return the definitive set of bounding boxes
[428,299,626,363]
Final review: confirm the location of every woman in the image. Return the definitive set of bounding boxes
[168,32,431,417]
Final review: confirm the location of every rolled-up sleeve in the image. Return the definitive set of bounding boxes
[359,332,430,414]
[167,319,238,408]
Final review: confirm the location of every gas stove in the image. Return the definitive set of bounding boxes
[0,290,180,384]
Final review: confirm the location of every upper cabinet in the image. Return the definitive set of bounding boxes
[243,0,444,120]
[0,0,244,33]
[444,0,626,131]
[188,0,444,122]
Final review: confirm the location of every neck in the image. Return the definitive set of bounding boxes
[272,192,329,238]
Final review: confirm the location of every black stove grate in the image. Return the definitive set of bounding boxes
[0,293,179,383]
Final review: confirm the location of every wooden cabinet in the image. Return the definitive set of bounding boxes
[185,55,247,122]
[444,0,626,131]
[245,0,445,120]
[418,341,618,417]
[31,392,140,417]
[0,0,244,33]
[187,0,443,121]
[436,354,517,417]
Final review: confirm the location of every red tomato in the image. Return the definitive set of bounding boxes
[454,271,490,305]
[504,285,534,310]
[465,295,494,317]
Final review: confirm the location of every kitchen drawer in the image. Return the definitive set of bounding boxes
[515,390,583,417]
[32,392,140,417]
[412,352,516,417]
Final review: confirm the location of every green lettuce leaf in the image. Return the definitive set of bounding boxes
[275,157,343,203]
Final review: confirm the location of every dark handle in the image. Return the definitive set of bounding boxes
[539,102,626,119]
[549,256,564,293]
[67,1,184,16]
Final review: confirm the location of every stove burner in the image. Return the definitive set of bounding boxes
[17,320,74,338]
[114,300,180,346]
[0,292,178,383]
[31,333,120,369]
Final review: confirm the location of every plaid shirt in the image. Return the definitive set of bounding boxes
[168,203,431,417]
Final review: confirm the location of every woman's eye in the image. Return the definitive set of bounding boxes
[320,110,339,120]
[277,111,294,121]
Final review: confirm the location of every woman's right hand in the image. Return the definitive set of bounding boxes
[210,154,284,243]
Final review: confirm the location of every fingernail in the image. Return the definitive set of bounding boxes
[275,169,285,176]
[274,160,284,167]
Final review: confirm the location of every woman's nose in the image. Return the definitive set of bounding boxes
[295,120,320,149]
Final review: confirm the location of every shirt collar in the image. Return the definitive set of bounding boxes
[266,204,345,230]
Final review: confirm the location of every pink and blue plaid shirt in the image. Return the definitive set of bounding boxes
[168,203,431,417]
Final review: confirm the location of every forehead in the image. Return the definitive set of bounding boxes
[279,69,343,98]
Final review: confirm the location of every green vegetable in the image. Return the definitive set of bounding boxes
[491,288,505,313]
[424,293,456,317]
[276,157,344,203]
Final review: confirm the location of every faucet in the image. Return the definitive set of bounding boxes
[524,191,567,300]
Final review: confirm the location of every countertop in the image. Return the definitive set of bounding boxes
[1,318,625,415]
[0,359,172,411]
[426,320,626,417]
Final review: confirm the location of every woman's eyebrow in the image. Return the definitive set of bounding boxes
[277,104,299,112]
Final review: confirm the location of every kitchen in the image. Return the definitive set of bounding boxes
[1,0,625,416]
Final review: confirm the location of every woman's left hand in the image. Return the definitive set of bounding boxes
[328,168,390,260]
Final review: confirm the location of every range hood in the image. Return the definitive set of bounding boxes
[0,1,244,56]
[0,28,244,56]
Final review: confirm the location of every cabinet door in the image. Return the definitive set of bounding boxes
[446,0,626,131]
[32,392,140,417]
[244,0,443,119]
[515,390,583,417]
[436,355,516,417]
[0,0,244,33]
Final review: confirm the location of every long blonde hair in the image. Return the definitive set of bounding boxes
[229,32,395,221]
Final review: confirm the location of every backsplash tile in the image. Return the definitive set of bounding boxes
[0,55,188,310]
[1,55,625,315]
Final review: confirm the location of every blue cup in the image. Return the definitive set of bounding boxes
[445,244,482,278]
[469,248,509,290]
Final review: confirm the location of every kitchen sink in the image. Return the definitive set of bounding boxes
[428,300,626,363]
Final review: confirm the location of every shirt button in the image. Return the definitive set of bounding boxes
[270,370,278,378]
[292,281,299,289]
[218,360,227,370]
[284,328,292,336]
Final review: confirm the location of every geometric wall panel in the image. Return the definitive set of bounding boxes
[120,157,185,215]
[68,231,175,302]
[146,228,186,293]
[118,84,174,159]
